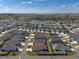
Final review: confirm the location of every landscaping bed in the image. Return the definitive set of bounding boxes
[0,51,20,56]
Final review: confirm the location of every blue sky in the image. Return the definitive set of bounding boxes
[0,0,79,13]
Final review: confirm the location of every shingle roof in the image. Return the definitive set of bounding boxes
[33,33,47,51]
[72,34,79,41]
[33,43,47,51]
[34,38,46,43]
[1,44,18,51]
[49,33,64,44]
[54,44,70,51]
[35,33,46,38]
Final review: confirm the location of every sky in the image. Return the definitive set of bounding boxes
[0,0,79,13]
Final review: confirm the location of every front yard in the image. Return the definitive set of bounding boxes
[0,51,20,56]
[26,51,38,56]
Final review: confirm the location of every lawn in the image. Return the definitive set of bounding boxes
[24,31,29,36]
[0,51,8,56]
[17,43,24,48]
[0,51,20,56]
[26,51,38,56]
[66,51,76,56]
[7,51,20,56]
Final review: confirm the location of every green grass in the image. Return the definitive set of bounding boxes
[28,45,33,48]
[0,51,8,56]
[48,45,52,53]
[26,51,38,56]
[19,45,24,48]
[17,43,24,48]
[0,51,20,56]
[8,52,20,56]
[66,51,76,56]
[47,42,53,53]
[24,32,29,36]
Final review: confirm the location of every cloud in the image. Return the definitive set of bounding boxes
[49,5,56,9]
[60,3,79,9]
[49,5,52,8]
[3,7,11,11]
[68,3,79,8]
[0,4,2,7]
[0,6,12,13]
[72,3,79,7]
[27,1,32,4]
[21,1,26,4]
[34,0,48,2]
[21,1,32,4]
[61,5,66,8]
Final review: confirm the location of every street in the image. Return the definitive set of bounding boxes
[0,55,79,59]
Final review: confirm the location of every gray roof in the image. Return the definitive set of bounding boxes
[34,38,46,43]
[49,33,64,44]
[72,34,79,41]
[1,44,18,51]
[11,35,23,42]
[53,44,70,51]
[35,33,46,43]
[35,33,46,38]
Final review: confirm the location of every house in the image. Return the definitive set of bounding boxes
[0,28,3,34]
[0,32,23,52]
[71,34,79,43]
[53,44,70,52]
[33,33,48,52]
[72,28,79,33]
[48,33,64,44]
[52,44,71,55]
[0,44,18,51]
[11,34,23,43]
[35,32,46,38]
[33,43,47,51]
[48,33,72,55]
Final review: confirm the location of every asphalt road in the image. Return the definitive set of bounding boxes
[25,56,79,59]
[0,56,18,59]
[0,56,79,59]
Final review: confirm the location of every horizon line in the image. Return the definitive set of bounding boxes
[0,13,79,14]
